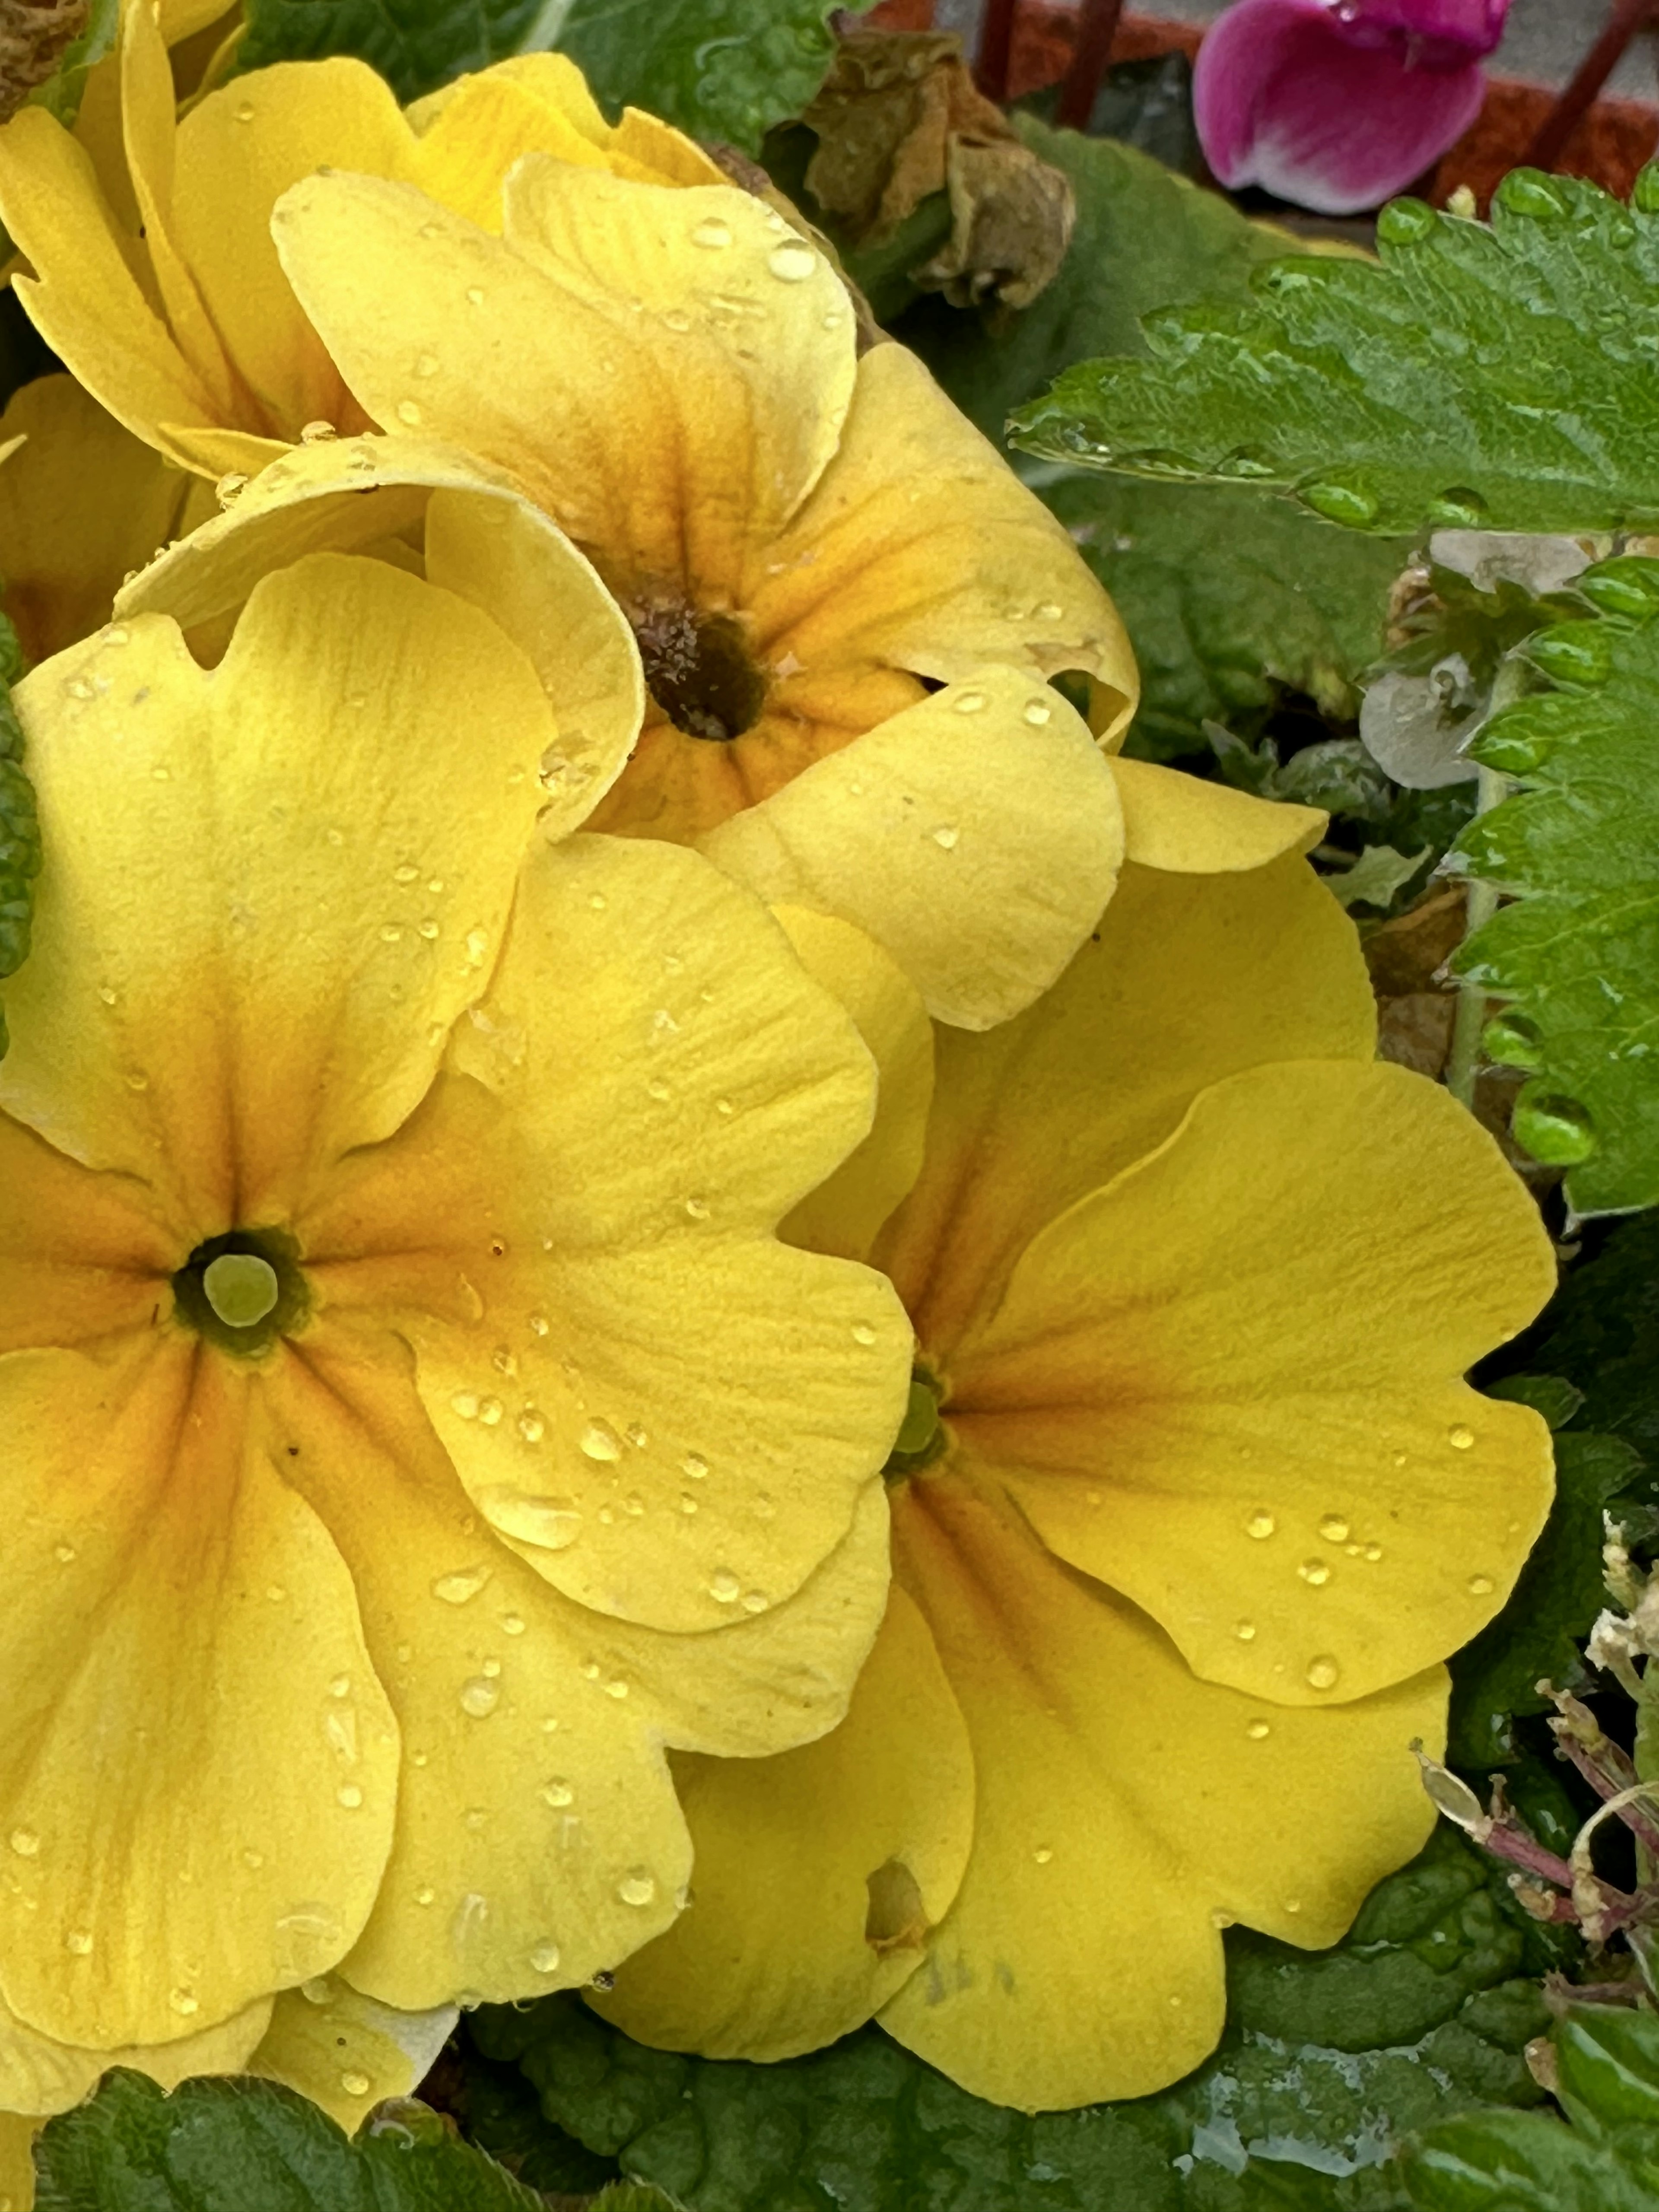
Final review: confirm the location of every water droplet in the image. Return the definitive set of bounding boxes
[709,1570,741,1604]
[741,1590,769,1614]
[415,1886,435,1907]
[516,1410,546,1445]
[328,1675,351,1700]
[1513,1092,1596,1166]
[1318,1514,1350,1544]
[852,1323,878,1346]
[1448,1424,1475,1451]
[1306,1656,1340,1691]
[1468,1573,1494,1596]
[684,1195,710,1220]
[952,690,986,714]
[235,99,255,121]
[767,238,817,283]
[337,1783,364,1808]
[1376,196,1437,246]
[1210,1907,1233,1929]
[464,927,490,966]
[580,1419,623,1462]
[465,284,486,306]
[661,307,692,333]
[340,2070,372,2098]
[691,216,733,249]
[1246,1719,1271,1741]
[53,1542,75,1564]
[715,1097,734,1117]
[679,1494,699,1515]
[215,471,249,505]
[300,419,338,442]
[125,1070,150,1092]
[603,1677,629,1700]
[682,1452,709,1479]
[541,1778,574,1808]
[1301,480,1380,527]
[10,1829,39,1858]
[1298,1558,1331,1587]
[1022,699,1052,726]
[530,1939,562,1974]
[617,1869,657,1906]
[431,1567,489,1605]
[1363,1542,1384,1563]
[588,891,607,912]
[169,1987,200,2018]
[1233,1620,1256,1642]
[396,399,422,426]
[931,825,959,850]
[1033,1845,1054,1865]
[1496,170,1570,222]
[63,1928,92,1955]
[479,1398,503,1427]
[414,352,439,378]
[1245,1510,1276,1540]
[460,1676,500,1719]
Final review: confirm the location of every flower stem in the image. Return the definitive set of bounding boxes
[1446,657,1525,1112]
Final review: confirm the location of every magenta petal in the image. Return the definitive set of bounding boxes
[1194,0,1491,215]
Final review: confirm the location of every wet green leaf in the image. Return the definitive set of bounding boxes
[1011,171,1659,538]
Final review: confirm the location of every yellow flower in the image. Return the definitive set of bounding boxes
[0,374,209,664]
[0,535,911,2098]
[596,857,1558,2109]
[0,2,720,478]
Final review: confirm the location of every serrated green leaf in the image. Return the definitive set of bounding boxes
[468,1830,1547,2212]
[1447,1430,1640,1768]
[1011,171,1659,539]
[237,0,870,146]
[32,2071,550,2212]
[1449,559,1659,1212]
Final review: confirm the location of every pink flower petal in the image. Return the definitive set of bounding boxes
[1195,0,1495,216]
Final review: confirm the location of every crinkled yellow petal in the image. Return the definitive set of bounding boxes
[600,1586,972,2060]
[300,833,912,1634]
[0,375,194,664]
[267,1327,891,2011]
[0,1340,396,2050]
[273,166,854,593]
[119,0,240,419]
[0,112,219,447]
[252,1978,454,2131]
[1111,756,1324,872]
[702,669,1124,1030]
[171,62,410,438]
[877,855,1375,1360]
[0,1993,270,2120]
[2,553,553,1230]
[775,907,934,1266]
[879,1473,1444,2108]
[951,1061,1557,1709]
[747,343,1137,743]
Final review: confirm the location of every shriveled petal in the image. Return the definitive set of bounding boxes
[0,1340,396,2050]
[267,1329,890,2011]
[1193,0,1490,217]
[0,1993,271,2120]
[299,833,911,1634]
[0,376,195,663]
[599,1586,973,2060]
[879,1473,1444,2108]
[3,553,554,1231]
[775,908,935,1266]
[274,165,854,596]
[878,856,1375,1359]
[1111,755,1323,872]
[747,343,1136,743]
[253,1980,454,2130]
[702,670,1124,1030]
[0,111,219,448]
[951,1061,1557,1708]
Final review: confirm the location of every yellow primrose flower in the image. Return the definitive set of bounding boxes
[0,533,912,2105]
[596,857,1559,2109]
[0,374,209,664]
[0,0,721,479]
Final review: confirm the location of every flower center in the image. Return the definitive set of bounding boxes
[884,1368,947,1482]
[631,600,766,742]
[172,1228,309,1358]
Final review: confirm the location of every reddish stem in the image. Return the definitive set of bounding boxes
[976,0,1019,99]
[1055,0,1125,128]
[1481,1821,1576,1891]
[1523,0,1659,172]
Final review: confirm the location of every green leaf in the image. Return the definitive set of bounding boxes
[1011,170,1659,539]
[25,0,118,126]
[468,1829,1549,2212]
[237,0,869,145]
[1522,1214,1659,1474]
[1447,1429,1641,1768]
[1405,2008,1659,2212]
[1450,557,1659,1212]
[32,2071,551,2212]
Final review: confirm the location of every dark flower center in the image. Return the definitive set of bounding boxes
[632,601,766,742]
[172,1227,309,1358]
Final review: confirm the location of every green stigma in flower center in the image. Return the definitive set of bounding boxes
[884,1368,947,1484]
[631,597,767,742]
[172,1227,310,1357]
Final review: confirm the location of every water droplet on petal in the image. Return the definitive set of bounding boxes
[1022,698,1052,725]
[1246,1719,1271,1740]
[767,239,817,283]
[169,1988,200,2018]
[1298,1558,1331,1587]
[1306,1656,1340,1691]
[530,1939,562,1974]
[852,1323,878,1346]
[396,399,422,426]
[337,1783,364,1808]
[432,1567,489,1605]
[931,825,959,850]
[682,1452,709,1479]
[466,285,485,306]
[617,1869,657,1906]
[580,1420,623,1462]
[1233,1619,1256,1642]
[340,2070,372,2098]
[952,690,986,714]
[10,1830,39,1858]
[691,216,733,248]
[460,1676,501,1718]
[1245,1510,1276,1540]
[63,1929,92,1955]
[541,1778,574,1808]
[1448,1424,1475,1451]
[1468,1573,1494,1596]
[1318,1514,1350,1544]
[709,1570,741,1604]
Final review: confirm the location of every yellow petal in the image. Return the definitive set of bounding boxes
[0,1992,270,2118]
[879,1473,1444,2107]
[702,669,1124,1029]
[877,855,1375,1357]
[0,111,219,447]
[747,342,1136,742]
[950,1061,1557,1707]
[268,1329,891,2011]
[775,906,934,1265]
[1110,756,1324,871]
[172,62,410,437]
[599,1586,973,2060]
[0,1110,174,1354]
[2,553,554,1230]
[0,2113,35,2209]
[300,833,913,1634]
[253,1978,454,2130]
[0,375,194,663]
[272,167,854,593]
[0,1341,396,2050]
